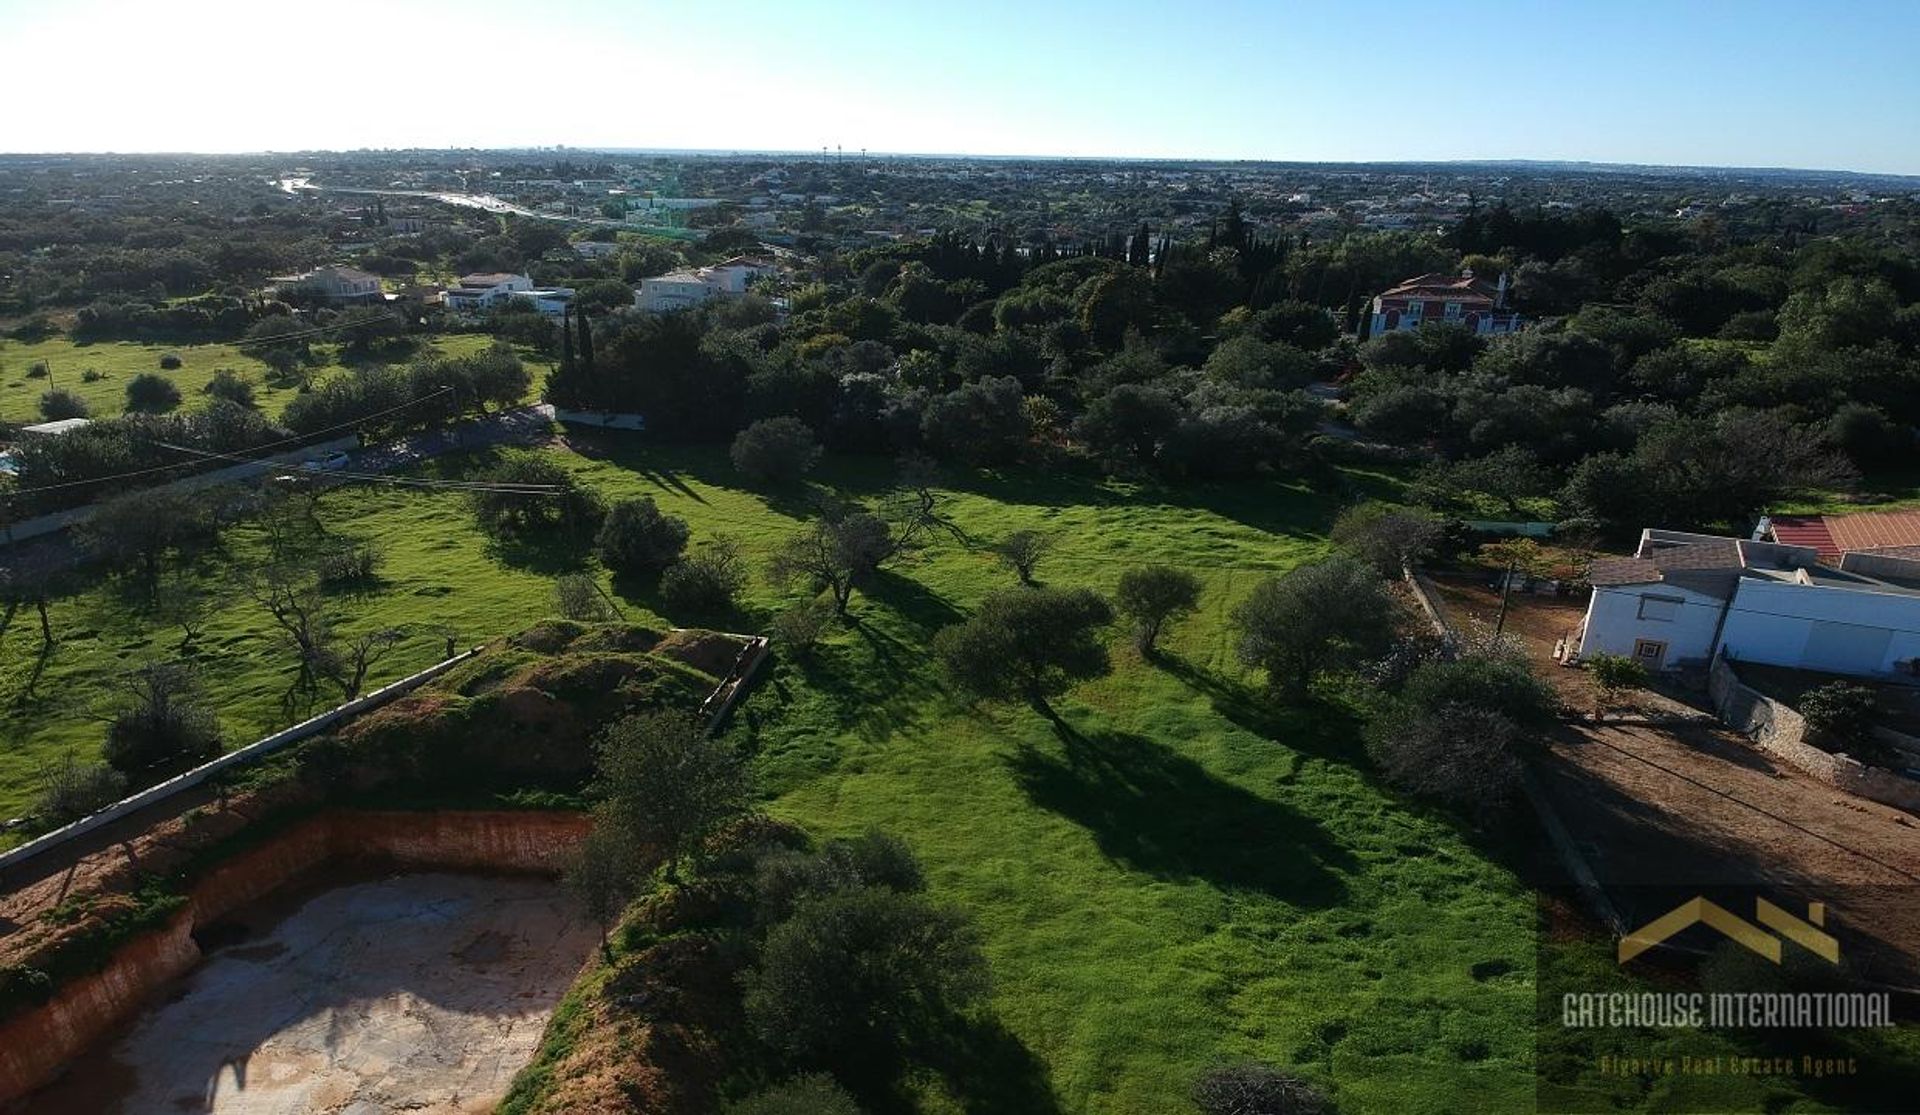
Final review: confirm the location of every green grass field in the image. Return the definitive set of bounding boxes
[10,435,1896,1112]
[0,439,1543,1112]
[0,334,519,424]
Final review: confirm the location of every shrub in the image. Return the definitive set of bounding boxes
[1400,654,1559,730]
[727,1075,862,1115]
[770,596,835,660]
[203,369,257,408]
[1586,652,1648,716]
[752,830,926,926]
[1367,701,1526,817]
[554,573,613,621]
[992,529,1051,584]
[1329,502,1443,577]
[25,360,48,379]
[1365,654,1555,816]
[37,388,89,421]
[125,372,183,413]
[594,496,690,578]
[741,886,988,1064]
[1192,1062,1333,1115]
[315,541,384,587]
[101,662,223,778]
[731,416,822,485]
[660,539,749,614]
[1114,565,1202,653]
[1798,681,1891,764]
[33,752,128,825]
[0,966,53,1017]
[80,369,104,383]
[158,352,183,370]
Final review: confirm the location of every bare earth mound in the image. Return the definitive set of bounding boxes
[31,872,595,1114]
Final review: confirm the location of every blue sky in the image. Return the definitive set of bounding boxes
[4,0,1915,173]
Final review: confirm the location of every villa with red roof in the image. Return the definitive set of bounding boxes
[1368,270,1522,337]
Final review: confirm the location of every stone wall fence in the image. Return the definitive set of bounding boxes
[1708,654,1920,816]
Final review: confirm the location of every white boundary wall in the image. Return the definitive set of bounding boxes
[1,434,358,548]
[0,647,479,874]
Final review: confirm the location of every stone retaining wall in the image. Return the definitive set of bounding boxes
[1709,655,1920,815]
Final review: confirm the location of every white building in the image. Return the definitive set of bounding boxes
[1575,527,1920,677]
[506,287,575,317]
[634,256,778,314]
[444,272,534,313]
[269,265,384,305]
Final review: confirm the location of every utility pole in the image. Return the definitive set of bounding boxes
[1494,558,1518,635]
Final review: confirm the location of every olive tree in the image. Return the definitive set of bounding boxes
[102,661,223,779]
[992,529,1051,585]
[731,416,822,486]
[1114,565,1201,654]
[933,586,1113,710]
[741,886,989,1066]
[768,511,895,616]
[1330,501,1444,577]
[592,710,751,880]
[1231,558,1395,699]
[594,496,690,577]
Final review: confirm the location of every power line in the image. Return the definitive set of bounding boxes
[5,387,459,497]
[151,440,563,495]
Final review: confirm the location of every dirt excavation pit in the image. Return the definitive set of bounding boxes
[32,871,596,1114]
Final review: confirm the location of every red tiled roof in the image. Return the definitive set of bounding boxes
[1827,509,1920,555]
[1767,515,1838,560]
[1378,271,1499,303]
[1769,509,1920,561]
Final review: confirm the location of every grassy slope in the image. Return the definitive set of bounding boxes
[0,333,516,423]
[0,439,1540,1112]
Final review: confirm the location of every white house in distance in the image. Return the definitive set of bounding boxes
[634,256,778,313]
[506,287,575,318]
[1575,527,1920,677]
[269,265,384,305]
[444,272,534,313]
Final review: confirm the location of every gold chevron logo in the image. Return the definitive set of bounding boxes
[1618,896,1840,965]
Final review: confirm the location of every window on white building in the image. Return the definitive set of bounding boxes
[1444,302,1462,319]
[1637,595,1683,621]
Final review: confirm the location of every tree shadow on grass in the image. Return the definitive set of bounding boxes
[481,532,594,576]
[863,567,966,636]
[1152,653,1368,767]
[915,1012,1062,1115]
[1007,717,1354,905]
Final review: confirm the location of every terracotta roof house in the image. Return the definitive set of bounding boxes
[1761,510,1920,564]
[1575,527,1920,677]
[1368,270,1521,337]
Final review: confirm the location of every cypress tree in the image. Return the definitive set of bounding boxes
[577,306,595,373]
[559,305,575,374]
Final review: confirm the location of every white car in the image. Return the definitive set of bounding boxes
[303,451,351,472]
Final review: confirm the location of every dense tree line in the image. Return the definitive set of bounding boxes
[538,193,1920,543]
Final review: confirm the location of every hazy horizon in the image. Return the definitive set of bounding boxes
[6,0,1920,175]
[4,147,1917,183]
